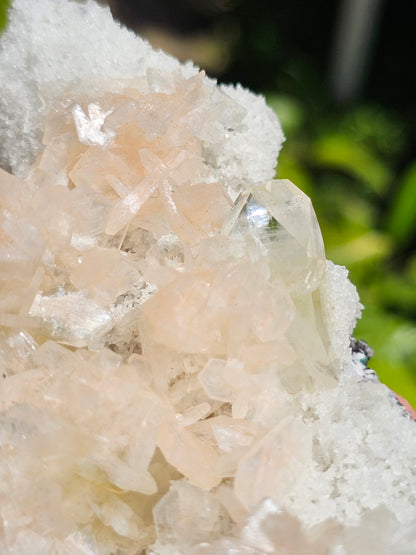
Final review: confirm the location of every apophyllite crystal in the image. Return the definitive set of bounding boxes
[0,1,415,554]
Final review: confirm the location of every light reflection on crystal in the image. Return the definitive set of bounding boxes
[244,196,274,229]
[29,291,114,348]
[72,103,115,147]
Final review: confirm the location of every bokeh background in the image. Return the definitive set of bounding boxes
[1,0,416,406]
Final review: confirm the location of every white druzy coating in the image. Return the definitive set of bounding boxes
[0,0,283,190]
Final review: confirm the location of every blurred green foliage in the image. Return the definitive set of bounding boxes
[270,93,416,407]
[0,0,10,33]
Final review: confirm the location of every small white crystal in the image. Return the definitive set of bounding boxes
[72,103,115,147]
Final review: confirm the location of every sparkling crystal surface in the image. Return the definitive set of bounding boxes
[0,1,415,553]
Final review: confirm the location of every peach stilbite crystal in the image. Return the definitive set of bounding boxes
[0,1,416,553]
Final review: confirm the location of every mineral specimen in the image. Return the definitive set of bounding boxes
[0,1,415,553]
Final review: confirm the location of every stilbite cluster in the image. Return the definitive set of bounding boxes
[0,1,415,553]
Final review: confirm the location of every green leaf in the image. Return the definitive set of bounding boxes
[310,134,391,193]
[386,162,416,247]
[0,0,10,34]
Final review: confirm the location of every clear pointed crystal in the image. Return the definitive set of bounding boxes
[223,179,326,294]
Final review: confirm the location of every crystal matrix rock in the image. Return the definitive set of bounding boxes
[0,1,415,554]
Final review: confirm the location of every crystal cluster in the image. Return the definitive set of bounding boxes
[0,1,415,553]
